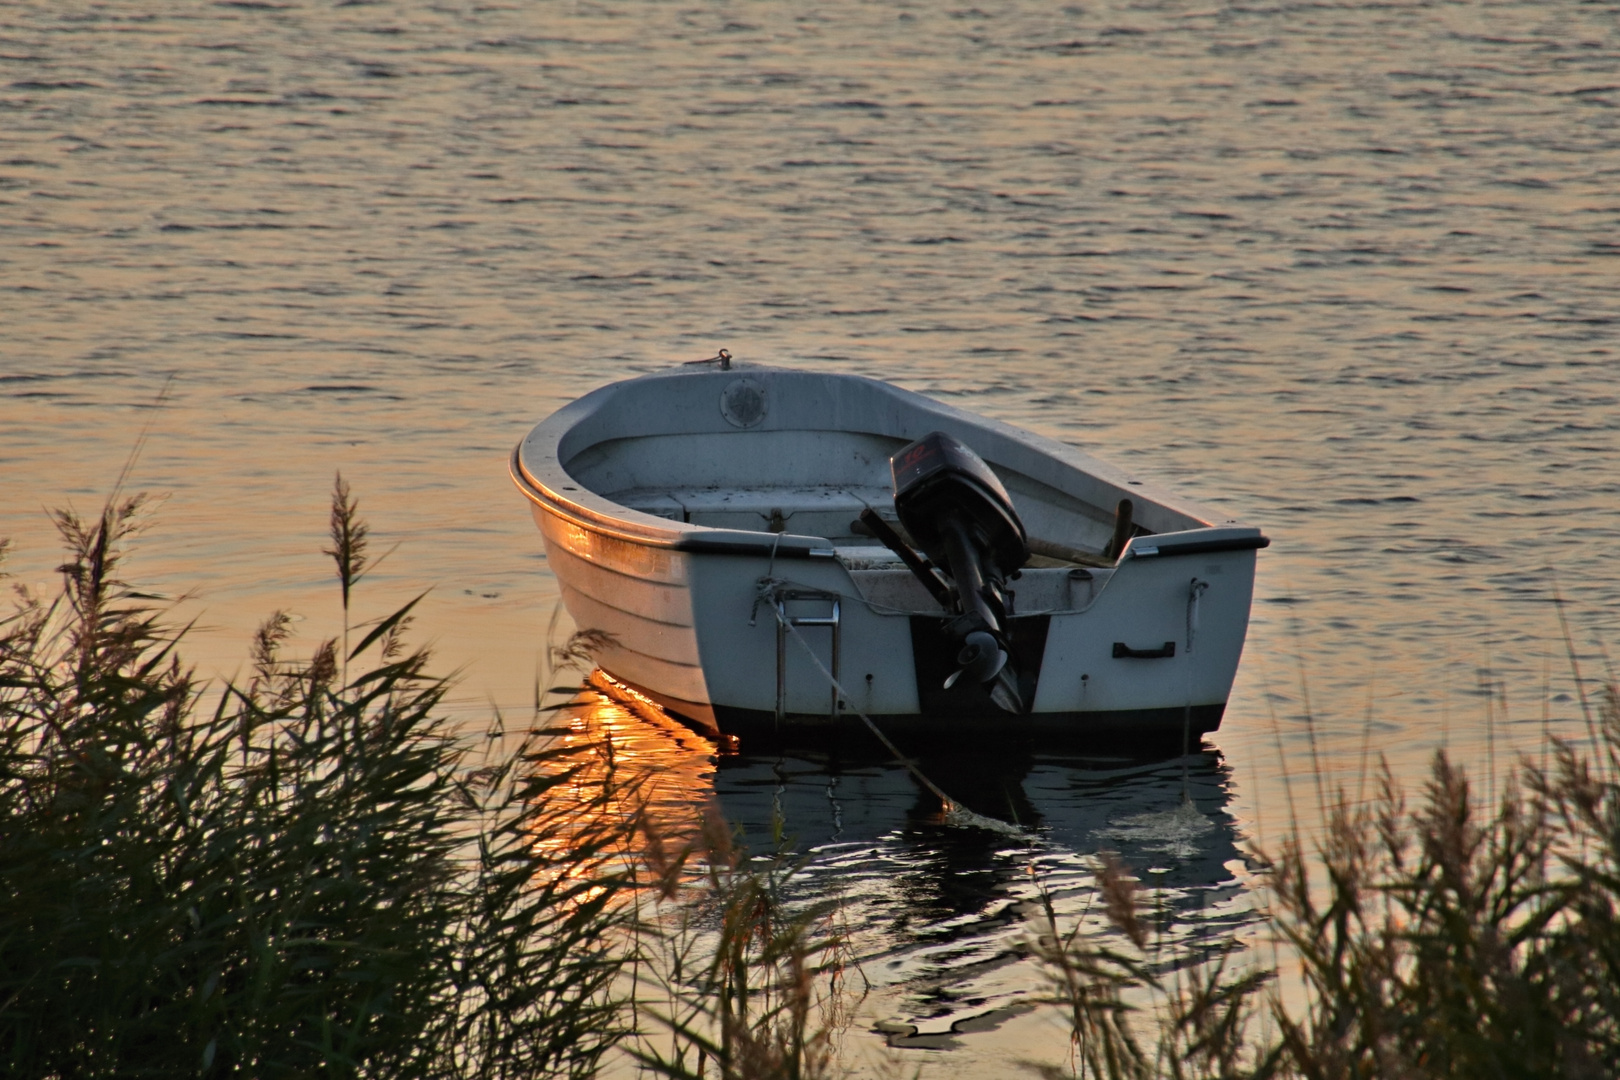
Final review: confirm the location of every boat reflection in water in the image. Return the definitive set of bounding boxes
[551,676,1262,1045]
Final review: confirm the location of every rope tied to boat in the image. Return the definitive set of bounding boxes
[746,533,787,627]
[682,347,732,370]
[1186,577,1209,655]
[767,591,1024,837]
[1180,577,1212,791]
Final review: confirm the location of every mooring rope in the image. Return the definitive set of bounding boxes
[1181,577,1209,797]
[772,606,1026,838]
[746,535,787,627]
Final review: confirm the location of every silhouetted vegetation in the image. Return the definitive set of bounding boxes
[1032,697,1620,1079]
[7,484,1620,1079]
[0,487,632,1078]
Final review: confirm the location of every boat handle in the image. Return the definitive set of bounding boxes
[1129,534,1270,559]
[1112,641,1176,659]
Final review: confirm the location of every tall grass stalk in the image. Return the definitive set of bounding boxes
[626,803,852,1080]
[323,472,398,683]
[1029,849,1268,1080]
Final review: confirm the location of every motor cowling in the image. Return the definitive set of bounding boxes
[890,431,1030,712]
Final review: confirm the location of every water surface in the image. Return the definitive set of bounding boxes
[4,0,1618,1070]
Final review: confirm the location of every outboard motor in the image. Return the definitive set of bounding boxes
[889,431,1030,713]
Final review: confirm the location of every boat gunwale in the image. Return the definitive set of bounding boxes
[511,366,1252,558]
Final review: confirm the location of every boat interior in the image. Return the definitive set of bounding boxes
[562,427,1142,615]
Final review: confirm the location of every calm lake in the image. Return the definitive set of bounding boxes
[3,0,1618,1072]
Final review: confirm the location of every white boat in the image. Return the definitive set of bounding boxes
[511,360,1267,756]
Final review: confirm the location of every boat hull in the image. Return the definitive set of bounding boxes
[514,366,1264,755]
[527,492,1257,756]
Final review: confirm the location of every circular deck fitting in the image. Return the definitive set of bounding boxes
[719,376,768,428]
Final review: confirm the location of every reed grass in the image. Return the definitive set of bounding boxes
[626,805,852,1080]
[1034,691,1620,1079]
[0,485,634,1079]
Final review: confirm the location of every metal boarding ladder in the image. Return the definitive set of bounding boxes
[774,588,841,724]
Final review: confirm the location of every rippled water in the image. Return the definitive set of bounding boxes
[4,0,1618,1071]
[561,689,1254,1072]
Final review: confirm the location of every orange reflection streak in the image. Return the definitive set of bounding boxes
[533,671,722,901]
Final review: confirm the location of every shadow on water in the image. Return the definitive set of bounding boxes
[719,744,1247,867]
[560,686,1261,1037]
[716,749,1254,1019]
